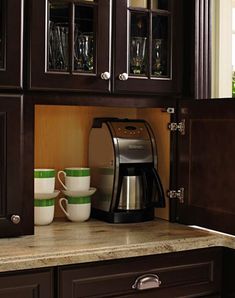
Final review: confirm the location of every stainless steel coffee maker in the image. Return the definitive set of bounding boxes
[88,118,165,223]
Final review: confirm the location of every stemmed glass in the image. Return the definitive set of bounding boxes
[74,26,94,72]
[130,37,147,75]
[152,39,166,76]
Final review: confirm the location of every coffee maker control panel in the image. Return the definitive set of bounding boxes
[111,122,149,139]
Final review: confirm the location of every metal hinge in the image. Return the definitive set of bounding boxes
[167,188,184,204]
[168,119,185,135]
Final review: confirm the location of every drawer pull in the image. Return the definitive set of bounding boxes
[132,274,161,290]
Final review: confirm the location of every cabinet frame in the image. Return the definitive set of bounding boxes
[29,0,111,93]
[113,0,183,95]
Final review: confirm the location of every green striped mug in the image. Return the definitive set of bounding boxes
[59,196,91,222]
[57,167,90,191]
[34,198,55,225]
[34,169,55,193]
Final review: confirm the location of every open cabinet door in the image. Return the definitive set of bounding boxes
[176,99,235,235]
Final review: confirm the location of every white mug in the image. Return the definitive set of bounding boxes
[57,167,90,191]
[34,169,55,194]
[59,196,91,222]
[34,198,55,225]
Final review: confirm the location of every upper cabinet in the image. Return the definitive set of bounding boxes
[29,0,183,95]
[0,0,23,90]
[29,0,111,92]
[114,0,182,95]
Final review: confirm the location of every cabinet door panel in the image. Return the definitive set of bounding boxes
[177,100,235,235]
[0,269,53,298]
[0,0,23,89]
[29,0,110,93]
[0,96,33,237]
[114,0,182,95]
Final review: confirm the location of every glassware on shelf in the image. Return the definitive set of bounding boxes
[74,28,94,72]
[152,38,167,76]
[48,21,69,71]
[130,36,147,75]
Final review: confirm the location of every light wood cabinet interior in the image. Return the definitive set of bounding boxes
[35,105,170,220]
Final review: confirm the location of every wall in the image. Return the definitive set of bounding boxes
[211,0,233,98]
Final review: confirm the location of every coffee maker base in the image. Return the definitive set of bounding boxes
[91,208,155,223]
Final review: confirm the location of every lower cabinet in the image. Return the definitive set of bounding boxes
[0,248,225,298]
[58,248,222,298]
[0,268,53,298]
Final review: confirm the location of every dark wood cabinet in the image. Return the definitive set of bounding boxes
[0,268,53,298]
[58,248,222,298]
[114,0,182,95]
[28,0,183,95]
[222,248,235,297]
[0,95,33,238]
[29,0,111,93]
[175,100,235,236]
[0,0,23,89]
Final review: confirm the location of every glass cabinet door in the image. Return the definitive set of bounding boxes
[0,0,23,89]
[30,0,110,93]
[115,0,182,94]
[0,0,4,69]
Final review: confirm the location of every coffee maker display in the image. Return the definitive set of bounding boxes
[88,118,165,223]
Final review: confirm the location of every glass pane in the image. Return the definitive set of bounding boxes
[129,0,147,8]
[0,0,4,69]
[74,5,94,73]
[48,2,69,71]
[152,0,169,10]
[152,15,169,77]
[129,13,148,75]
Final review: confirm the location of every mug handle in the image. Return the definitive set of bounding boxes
[59,198,69,217]
[57,170,67,190]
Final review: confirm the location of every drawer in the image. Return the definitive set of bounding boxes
[0,268,53,298]
[58,247,222,298]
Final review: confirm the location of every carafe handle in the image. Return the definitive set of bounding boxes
[151,168,165,208]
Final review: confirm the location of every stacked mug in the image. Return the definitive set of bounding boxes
[34,169,59,225]
[58,167,93,222]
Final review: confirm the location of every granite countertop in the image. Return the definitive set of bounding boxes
[0,219,234,273]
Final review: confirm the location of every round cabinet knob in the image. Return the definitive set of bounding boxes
[100,72,110,80]
[119,73,129,81]
[11,215,21,224]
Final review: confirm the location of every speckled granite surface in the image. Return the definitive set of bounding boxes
[0,219,234,273]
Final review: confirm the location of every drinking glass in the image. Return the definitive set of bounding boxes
[48,21,69,71]
[130,37,147,75]
[152,38,167,76]
[74,31,94,72]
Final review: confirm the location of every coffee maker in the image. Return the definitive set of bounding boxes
[88,118,165,223]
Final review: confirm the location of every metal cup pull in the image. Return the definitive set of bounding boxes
[132,274,161,290]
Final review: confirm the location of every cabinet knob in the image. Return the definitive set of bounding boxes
[132,274,161,291]
[11,215,21,224]
[119,73,129,81]
[100,72,110,80]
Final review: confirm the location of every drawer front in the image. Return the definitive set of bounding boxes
[0,268,53,298]
[58,248,222,298]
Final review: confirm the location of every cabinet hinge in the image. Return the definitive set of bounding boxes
[168,119,185,135]
[167,188,184,204]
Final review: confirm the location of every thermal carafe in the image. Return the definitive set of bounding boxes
[88,118,165,223]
